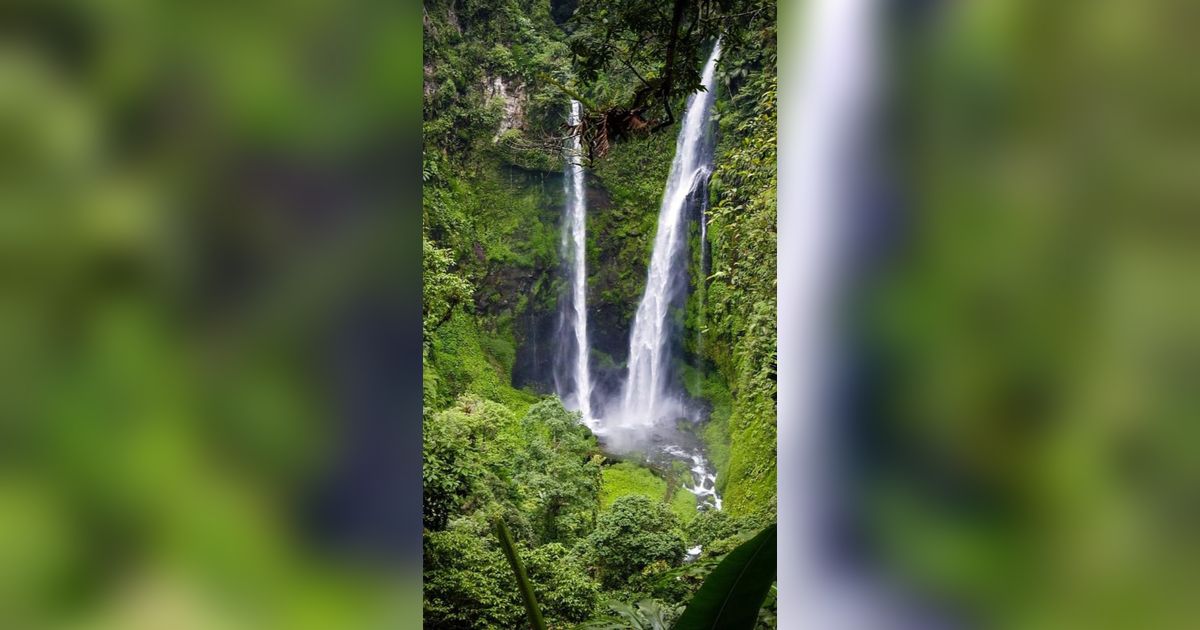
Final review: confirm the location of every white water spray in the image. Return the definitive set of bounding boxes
[557,100,593,424]
[615,41,722,429]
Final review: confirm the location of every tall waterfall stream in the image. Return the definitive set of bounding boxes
[555,100,594,426]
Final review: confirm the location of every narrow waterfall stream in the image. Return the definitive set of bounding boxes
[556,100,594,425]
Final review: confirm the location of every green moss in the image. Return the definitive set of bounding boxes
[599,462,662,508]
[591,348,618,372]
[701,73,778,518]
[680,363,734,496]
[670,488,699,522]
[479,312,518,374]
[593,130,676,212]
[723,405,776,516]
[703,422,731,496]
[429,310,536,413]
[424,128,563,418]
[600,462,696,524]
[664,460,700,522]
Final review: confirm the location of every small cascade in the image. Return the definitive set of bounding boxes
[555,100,594,424]
[664,444,722,512]
[614,40,722,429]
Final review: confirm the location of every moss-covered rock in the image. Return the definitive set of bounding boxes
[702,73,778,518]
[600,461,697,524]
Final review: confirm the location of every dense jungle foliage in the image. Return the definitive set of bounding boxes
[422,0,776,625]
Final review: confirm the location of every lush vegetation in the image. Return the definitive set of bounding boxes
[589,130,676,328]
[599,463,698,523]
[422,0,777,625]
[700,9,777,516]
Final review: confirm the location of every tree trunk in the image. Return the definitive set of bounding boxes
[654,0,689,131]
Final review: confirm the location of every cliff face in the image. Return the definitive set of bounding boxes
[484,76,527,141]
[422,2,781,625]
[422,0,568,169]
[422,0,571,409]
[422,0,658,404]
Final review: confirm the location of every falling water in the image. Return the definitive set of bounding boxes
[615,41,722,429]
[556,100,594,424]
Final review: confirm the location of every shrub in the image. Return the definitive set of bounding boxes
[586,495,686,589]
[424,525,525,629]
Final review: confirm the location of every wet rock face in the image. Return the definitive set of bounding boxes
[501,167,563,395]
[509,168,644,406]
[549,0,578,24]
[511,286,560,394]
[581,180,636,369]
[484,76,527,141]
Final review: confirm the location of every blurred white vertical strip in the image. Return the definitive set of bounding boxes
[778,0,877,627]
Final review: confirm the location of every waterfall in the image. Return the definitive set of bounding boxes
[556,100,594,424]
[615,41,722,429]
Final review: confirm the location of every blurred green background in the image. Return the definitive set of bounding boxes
[842,1,1200,628]
[0,0,423,627]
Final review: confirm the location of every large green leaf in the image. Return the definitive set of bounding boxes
[493,517,548,630]
[673,523,777,630]
[578,600,680,630]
